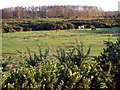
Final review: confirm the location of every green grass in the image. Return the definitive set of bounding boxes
[2,27,119,56]
[1,27,119,81]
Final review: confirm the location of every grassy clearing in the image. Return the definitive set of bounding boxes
[2,27,119,57]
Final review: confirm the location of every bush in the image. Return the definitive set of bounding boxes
[2,41,93,89]
[3,26,13,33]
[94,38,120,89]
[67,23,75,29]
[2,29,6,33]
[55,24,62,30]
[12,26,23,32]
[2,35,120,89]
[62,23,68,30]
[33,23,56,30]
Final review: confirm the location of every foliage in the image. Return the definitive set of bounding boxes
[2,56,12,71]
[3,18,120,33]
[2,26,13,33]
[2,38,120,89]
[25,47,49,67]
[67,23,75,29]
[94,38,120,89]
[54,41,91,67]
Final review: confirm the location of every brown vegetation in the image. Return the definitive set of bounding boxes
[1,5,119,19]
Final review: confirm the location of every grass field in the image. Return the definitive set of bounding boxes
[2,27,119,57]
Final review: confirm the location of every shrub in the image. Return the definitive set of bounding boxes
[54,41,91,67]
[56,24,63,30]
[2,38,120,89]
[62,23,68,30]
[24,47,49,67]
[67,23,75,29]
[28,28,32,31]
[12,26,23,32]
[3,26,13,33]
[2,29,6,33]
[2,41,92,89]
[94,38,120,89]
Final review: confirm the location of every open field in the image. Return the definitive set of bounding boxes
[2,26,120,89]
[2,27,119,56]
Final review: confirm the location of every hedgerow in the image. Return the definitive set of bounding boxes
[3,18,120,33]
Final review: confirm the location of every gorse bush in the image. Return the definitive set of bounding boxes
[3,18,119,33]
[54,41,91,67]
[25,47,49,67]
[2,38,120,89]
[94,38,120,89]
[2,21,76,33]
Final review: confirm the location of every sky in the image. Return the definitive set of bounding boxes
[0,0,120,11]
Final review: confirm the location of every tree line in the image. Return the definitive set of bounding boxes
[1,5,119,19]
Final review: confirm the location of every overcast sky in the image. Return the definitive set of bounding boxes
[0,0,120,11]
